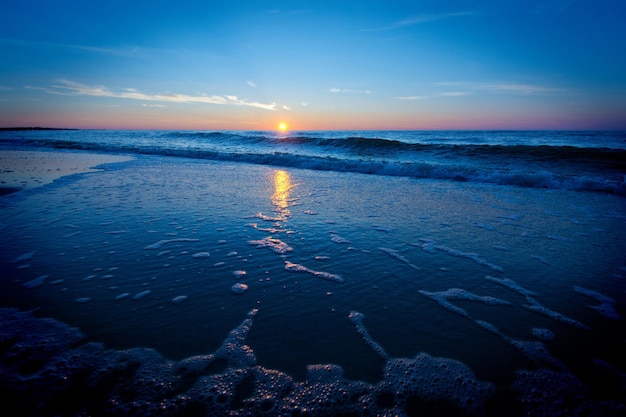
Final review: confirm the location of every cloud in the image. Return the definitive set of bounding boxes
[0,37,140,57]
[436,81,567,95]
[365,11,477,31]
[438,91,472,97]
[394,96,429,100]
[32,79,277,111]
[330,87,372,94]
[246,80,257,88]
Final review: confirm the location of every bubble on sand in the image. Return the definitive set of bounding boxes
[23,275,48,289]
[248,236,292,254]
[233,270,247,278]
[231,283,248,294]
[512,368,625,416]
[381,354,496,415]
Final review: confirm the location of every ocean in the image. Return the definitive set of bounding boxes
[1,129,625,416]
[1,129,626,194]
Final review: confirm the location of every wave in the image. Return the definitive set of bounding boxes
[1,133,625,195]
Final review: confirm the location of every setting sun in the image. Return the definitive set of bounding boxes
[278,122,288,132]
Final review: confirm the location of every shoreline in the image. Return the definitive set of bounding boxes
[0,148,133,195]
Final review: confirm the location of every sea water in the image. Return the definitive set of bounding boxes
[0,130,625,416]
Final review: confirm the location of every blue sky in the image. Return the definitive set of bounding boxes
[1,0,625,130]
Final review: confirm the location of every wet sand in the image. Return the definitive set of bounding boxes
[0,149,132,194]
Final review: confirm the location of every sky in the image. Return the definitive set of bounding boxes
[1,0,625,130]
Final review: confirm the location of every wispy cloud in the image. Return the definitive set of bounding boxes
[394,96,429,100]
[395,81,568,101]
[0,37,140,57]
[246,80,257,88]
[365,11,477,31]
[29,79,277,111]
[437,81,568,95]
[330,87,372,94]
[438,91,472,97]
[393,91,471,100]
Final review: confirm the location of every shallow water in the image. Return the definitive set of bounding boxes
[1,154,625,414]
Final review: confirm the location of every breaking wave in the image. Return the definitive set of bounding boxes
[1,130,625,195]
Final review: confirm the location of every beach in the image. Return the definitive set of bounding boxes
[1,134,625,416]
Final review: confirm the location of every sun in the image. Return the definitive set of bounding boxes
[278,122,288,132]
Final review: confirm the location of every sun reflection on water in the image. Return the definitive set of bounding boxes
[272,170,292,216]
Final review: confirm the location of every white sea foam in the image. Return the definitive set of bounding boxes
[379,247,421,270]
[284,261,344,283]
[172,295,188,304]
[231,283,248,294]
[247,212,283,222]
[419,288,510,319]
[11,251,36,263]
[132,290,151,300]
[574,286,615,304]
[418,290,470,318]
[145,238,199,250]
[23,275,48,288]
[523,297,590,330]
[575,287,621,320]
[417,241,503,272]
[475,320,566,369]
[248,236,292,254]
[484,275,537,298]
[348,311,389,360]
[532,328,556,341]
[191,252,211,258]
[330,233,350,244]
